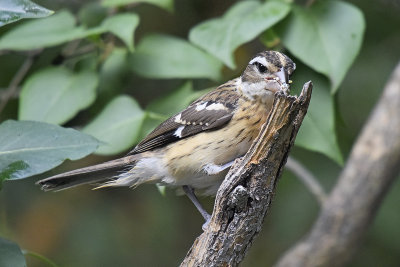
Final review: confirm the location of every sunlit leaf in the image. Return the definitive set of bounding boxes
[101,13,139,52]
[102,0,173,12]
[189,1,290,68]
[292,66,343,164]
[19,67,98,125]
[0,0,53,27]
[130,34,223,81]
[277,1,365,92]
[0,237,26,267]
[83,95,145,155]
[0,120,99,181]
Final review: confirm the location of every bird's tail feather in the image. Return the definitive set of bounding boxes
[37,155,139,191]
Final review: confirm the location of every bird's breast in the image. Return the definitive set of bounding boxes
[162,97,273,191]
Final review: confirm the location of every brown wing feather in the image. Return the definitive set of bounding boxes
[129,79,241,154]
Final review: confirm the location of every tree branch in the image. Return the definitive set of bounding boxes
[286,156,327,206]
[275,62,400,267]
[0,51,40,114]
[181,82,313,266]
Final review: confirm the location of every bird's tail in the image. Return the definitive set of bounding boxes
[37,155,139,191]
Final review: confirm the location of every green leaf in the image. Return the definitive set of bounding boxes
[0,10,140,51]
[78,2,108,28]
[0,120,99,181]
[292,66,343,164]
[101,13,139,52]
[189,1,290,68]
[0,10,88,50]
[19,67,98,125]
[136,113,165,143]
[277,1,365,92]
[83,95,145,155]
[146,81,196,116]
[99,48,129,96]
[130,34,223,81]
[0,238,26,267]
[0,0,53,27]
[102,0,173,12]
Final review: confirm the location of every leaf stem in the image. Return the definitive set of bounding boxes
[23,250,59,267]
[146,111,168,121]
[286,156,327,206]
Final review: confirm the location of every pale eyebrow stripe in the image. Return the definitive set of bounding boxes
[249,56,268,66]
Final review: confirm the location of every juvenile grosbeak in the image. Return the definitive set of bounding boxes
[38,51,296,223]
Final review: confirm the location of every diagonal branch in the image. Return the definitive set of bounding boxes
[275,62,400,267]
[286,156,327,206]
[0,50,40,114]
[181,81,313,266]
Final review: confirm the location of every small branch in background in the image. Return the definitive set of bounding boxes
[181,82,312,266]
[52,42,97,65]
[0,51,40,114]
[286,156,327,206]
[275,62,400,267]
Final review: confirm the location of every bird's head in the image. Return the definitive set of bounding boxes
[240,51,296,101]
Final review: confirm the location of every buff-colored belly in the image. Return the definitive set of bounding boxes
[163,99,271,191]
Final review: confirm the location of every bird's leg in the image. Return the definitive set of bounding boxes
[182,185,211,230]
[202,160,234,175]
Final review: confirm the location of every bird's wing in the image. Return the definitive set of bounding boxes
[130,79,241,154]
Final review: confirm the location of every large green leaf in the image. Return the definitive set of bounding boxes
[101,13,139,52]
[83,95,145,155]
[130,34,223,81]
[146,81,195,116]
[0,10,88,50]
[99,48,129,96]
[0,10,140,51]
[0,0,53,27]
[78,2,108,28]
[0,120,99,182]
[0,238,26,267]
[277,1,365,93]
[19,67,98,125]
[292,66,343,164]
[189,1,290,68]
[102,0,173,12]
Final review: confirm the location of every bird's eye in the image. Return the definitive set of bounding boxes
[254,62,267,73]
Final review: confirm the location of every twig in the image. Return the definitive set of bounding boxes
[0,51,39,114]
[275,62,400,267]
[181,82,312,266]
[285,156,327,206]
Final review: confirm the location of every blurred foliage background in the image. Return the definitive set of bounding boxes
[0,0,399,266]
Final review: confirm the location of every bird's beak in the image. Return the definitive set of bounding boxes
[274,67,289,85]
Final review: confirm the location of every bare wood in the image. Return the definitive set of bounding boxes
[181,82,313,267]
[275,62,400,267]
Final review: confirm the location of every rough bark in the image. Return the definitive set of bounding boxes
[275,63,400,267]
[181,82,313,267]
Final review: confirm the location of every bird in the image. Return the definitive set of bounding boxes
[37,50,296,226]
